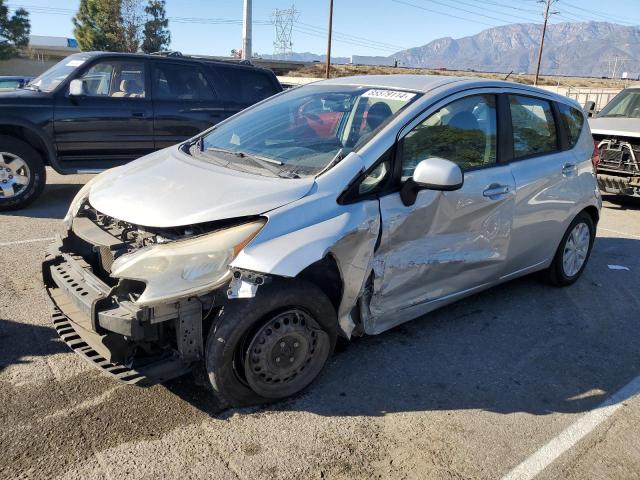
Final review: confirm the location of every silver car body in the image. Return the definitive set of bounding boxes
[86,75,601,337]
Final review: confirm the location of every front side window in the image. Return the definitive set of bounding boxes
[401,94,497,178]
[557,103,585,148]
[78,60,146,98]
[510,95,557,158]
[197,85,418,178]
[153,63,215,100]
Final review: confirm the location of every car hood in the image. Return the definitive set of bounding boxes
[589,117,640,138]
[89,146,316,228]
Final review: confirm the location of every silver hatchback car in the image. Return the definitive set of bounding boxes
[43,75,601,406]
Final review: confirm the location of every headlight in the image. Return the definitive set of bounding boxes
[110,219,266,305]
[63,175,99,230]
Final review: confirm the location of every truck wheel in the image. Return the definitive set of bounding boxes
[205,279,337,407]
[0,135,46,211]
[546,211,595,286]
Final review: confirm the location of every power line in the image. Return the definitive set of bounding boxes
[271,5,299,58]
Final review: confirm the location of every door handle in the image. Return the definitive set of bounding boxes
[131,111,146,118]
[562,163,577,176]
[483,184,511,198]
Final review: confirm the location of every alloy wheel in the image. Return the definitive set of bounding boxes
[0,152,31,199]
[562,222,590,277]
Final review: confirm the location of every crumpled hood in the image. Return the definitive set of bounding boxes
[89,146,316,228]
[589,117,640,138]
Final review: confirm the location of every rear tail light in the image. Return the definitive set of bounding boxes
[592,139,601,172]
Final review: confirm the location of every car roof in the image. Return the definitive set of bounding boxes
[75,51,268,72]
[316,74,575,104]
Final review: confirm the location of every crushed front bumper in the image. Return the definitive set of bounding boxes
[42,236,197,386]
[597,173,640,197]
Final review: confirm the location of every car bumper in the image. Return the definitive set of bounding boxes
[42,236,193,386]
[597,173,640,197]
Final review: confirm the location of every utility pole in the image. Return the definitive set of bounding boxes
[534,0,556,86]
[325,0,334,79]
[242,0,252,60]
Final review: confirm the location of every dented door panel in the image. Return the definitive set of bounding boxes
[367,165,515,334]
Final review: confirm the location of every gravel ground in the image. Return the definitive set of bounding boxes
[1,169,640,480]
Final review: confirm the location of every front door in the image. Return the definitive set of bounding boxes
[368,93,516,333]
[54,58,154,167]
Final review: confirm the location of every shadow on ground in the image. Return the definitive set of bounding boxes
[165,236,640,419]
[2,182,84,220]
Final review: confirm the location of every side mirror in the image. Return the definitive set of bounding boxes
[400,157,463,206]
[584,100,596,117]
[69,79,83,96]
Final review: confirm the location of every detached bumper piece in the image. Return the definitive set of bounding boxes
[597,173,640,196]
[43,236,200,386]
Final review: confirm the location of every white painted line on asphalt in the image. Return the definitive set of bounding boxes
[599,227,640,240]
[0,236,54,247]
[501,374,640,480]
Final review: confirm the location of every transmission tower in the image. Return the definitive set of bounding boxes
[271,5,299,58]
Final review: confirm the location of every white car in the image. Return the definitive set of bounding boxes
[43,75,601,406]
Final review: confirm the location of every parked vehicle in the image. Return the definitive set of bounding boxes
[0,75,33,89]
[43,75,601,407]
[0,52,282,210]
[589,87,640,197]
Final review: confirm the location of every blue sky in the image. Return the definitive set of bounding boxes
[10,0,640,57]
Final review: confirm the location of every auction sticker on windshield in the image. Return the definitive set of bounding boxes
[362,89,416,101]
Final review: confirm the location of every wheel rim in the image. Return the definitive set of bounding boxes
[243,308,330,399]
[0,152,31,199]
[562,222,590,277]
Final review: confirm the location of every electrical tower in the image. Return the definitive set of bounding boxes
[271,5,299,58]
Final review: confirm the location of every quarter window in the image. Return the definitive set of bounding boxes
[509,95,558,158]
[401,94,497,178]
[557,103,585,148]
[78,61,145,98]
[153,63,215,101]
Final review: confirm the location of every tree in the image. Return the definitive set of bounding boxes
[0,0,30,59]
[121,0,144,52]
[141,0,170,53]
[72,0,125,52]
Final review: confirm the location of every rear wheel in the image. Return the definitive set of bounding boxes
[205,280,337,407]
[546,211,595,286]
[0,135,46,211]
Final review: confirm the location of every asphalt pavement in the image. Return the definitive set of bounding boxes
[1,169,639,479]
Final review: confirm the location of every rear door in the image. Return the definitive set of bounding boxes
[151,60,225,149]
[207,65,281,117]
[504,93,582,274]
[369,91,516,332]
[54,57,154,166]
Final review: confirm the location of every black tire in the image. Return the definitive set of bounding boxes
[0,135,46,211]
[546,211,595,286]
[205,279,338,407]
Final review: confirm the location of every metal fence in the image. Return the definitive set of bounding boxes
[564,88,620,112]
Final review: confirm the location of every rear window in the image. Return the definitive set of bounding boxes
[557,103,585,148]
[209,67,278,104]
[509,95,558,159]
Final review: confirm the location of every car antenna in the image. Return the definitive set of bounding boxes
[503,71,513,81]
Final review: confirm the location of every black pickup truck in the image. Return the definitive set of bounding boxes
[0,52,282,210]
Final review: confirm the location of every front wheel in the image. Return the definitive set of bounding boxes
[205,280,338,407]
[546,211,595,286]
[0,135,47,211]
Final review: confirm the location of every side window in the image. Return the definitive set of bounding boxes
[401,94,497,178]
[509,95,558,158]
[213,67,278,104]
[557,103,585,149]
[153,63,215,101]
[78,61,145,98]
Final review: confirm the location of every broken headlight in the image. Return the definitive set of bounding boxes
[63,175,100,230]
[110,219,266,306]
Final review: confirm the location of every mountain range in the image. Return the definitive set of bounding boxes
[265,22,640,78]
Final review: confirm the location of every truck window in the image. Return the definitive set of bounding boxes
[153,63,216,101]
[79,61,145,98]
[210,67,278,104]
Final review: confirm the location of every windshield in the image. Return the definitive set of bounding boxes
[197,84,419,177]
[27,54,91,92]
[598,90,640,119]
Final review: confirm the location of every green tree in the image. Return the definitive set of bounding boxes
[0,1,30,59]
[72,0,125,52]
[141,0,170,53]
[121,0,144,52]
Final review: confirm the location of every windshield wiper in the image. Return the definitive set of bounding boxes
[205,147,288,177]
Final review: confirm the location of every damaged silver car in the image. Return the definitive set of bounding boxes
[589,87,640,197]
[43,75,601,406]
